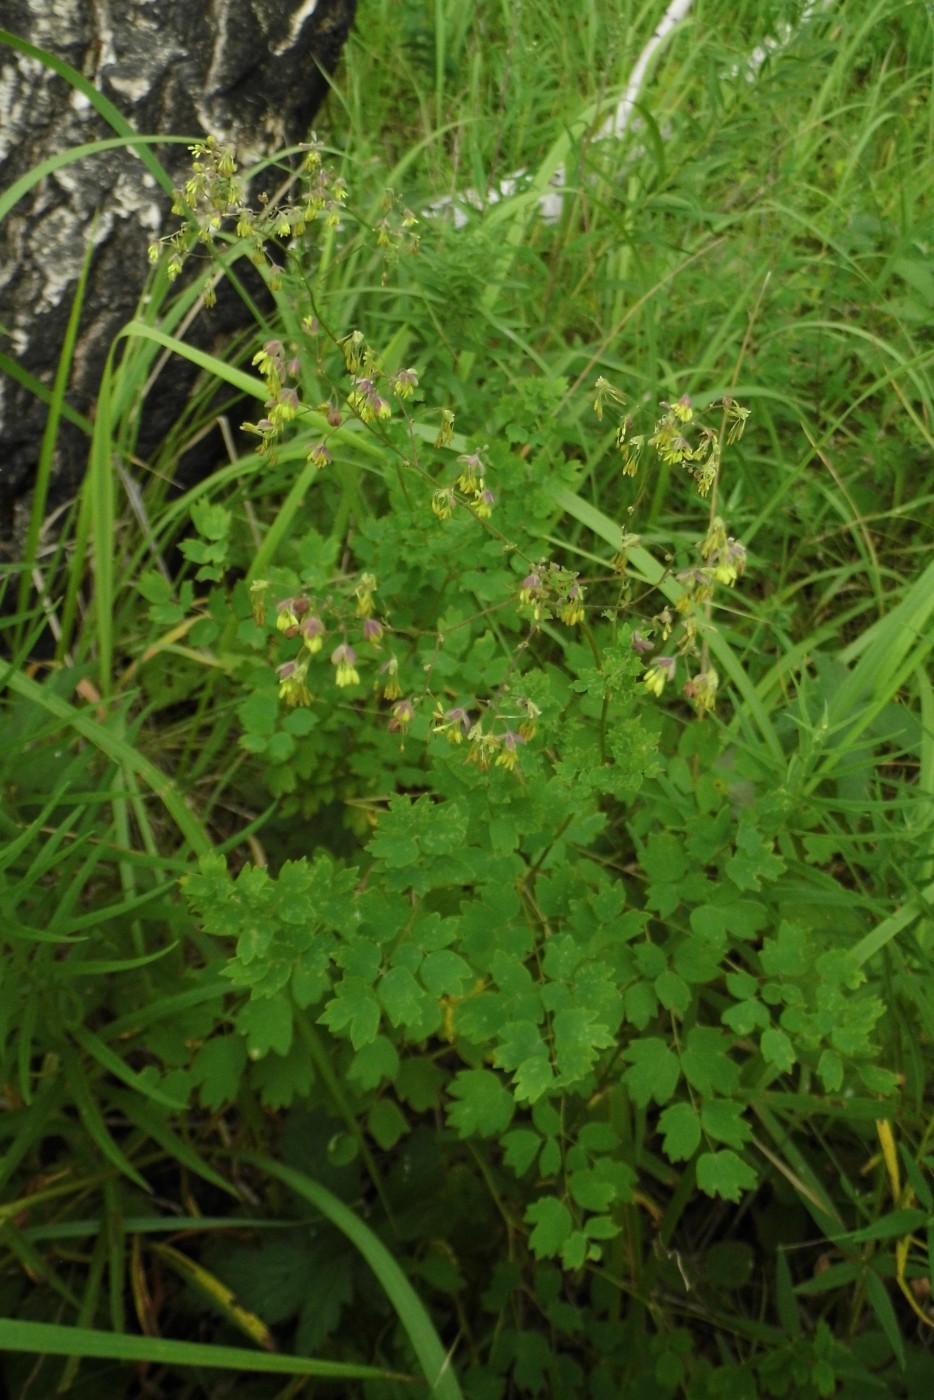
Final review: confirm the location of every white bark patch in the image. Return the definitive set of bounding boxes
[271,0,322,56]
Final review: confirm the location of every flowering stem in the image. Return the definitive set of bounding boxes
[698,409,729,678]
[521,813,576,885]
[579,621,609,762]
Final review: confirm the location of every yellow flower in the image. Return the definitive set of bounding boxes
[388,699,415,733]
[643,657,676,697]
[354,573,377,618]
[517,698,541,741]
[474,487,495,519]
[276,599,299,634]
[456,452,484,493]
[300,617,325,654]
[249,579,269,626]
[559,583,585,627]
[277,661,311,707]
[432,707,471,745]
[494,731,525,772]
[391,368,419,400]
[687,668,719,713]
[432,489,455,521]
[307,442,332,469]
[379,657,401,699]
[331,644,360,688]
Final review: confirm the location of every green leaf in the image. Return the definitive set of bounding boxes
[525,1196,573,1260]
[634,943,667,979]
[624,982,658,1029]
[419,949,472,997]
[568,1169,617,1213]
[291,946,331,1009]
[494,1020,546,1073]
[830,997,885,1057]
[191,1036,248,1110]
[858,1063,900,1095]
[369,795,469,876]
[532,1099,561,1136]
[584,1216,622,1241]
[725,815,785,890]
[760,923,809,978]
[552,1007,615,1083]
[696,1151,757,1203]
[640,832,689,885]
[722,998,770,1035]
[513,1057,556,1103]
[761,1026,797,1073]
[541,934,584,981]
[726,970,759,1000]
[396,1058,445,1112]
[347,996,382,1050]
[502,1129,542,1176]
[539,1137,561,1177]
[700,1099,752,1151]
[235,995,293,1059]
[251,1045,313,1110]
[561,1230,589,1271]
[659,1102,702,1162]
[654,969,691,1015]
[576,1123,620,1153]
[378,966,425,1029]
[447,1069,515,1138]
[337,941,381,982]
[815,947,864,990]
[673,935,724,985]
[623,1038,680,1107]
[347,1036,400,1090]
[681,1027,739,1096]
[367,1099,409,1151]
[319,983,381,1050]
[137,570,173,605]
[190,498,231,541]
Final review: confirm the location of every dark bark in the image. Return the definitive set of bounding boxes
[0,0,356,543]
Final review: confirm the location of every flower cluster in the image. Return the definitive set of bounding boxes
[431,448,497,522]
[149,136,347,305]
[592,380,750,716]
[336,330,419,431]
[267,575,394,706]
[268,590,541,775]
[239,339,306,457]
[430,694,541,775]
[629,513,746,711]
[516,563,586,628]
[698,516,747,588]
[373,188,420,276]
[600,385,751,502]
[347,376,391,425]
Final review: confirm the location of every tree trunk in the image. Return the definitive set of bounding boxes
[0,0,356,542]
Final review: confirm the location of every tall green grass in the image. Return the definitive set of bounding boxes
[2,0,933,1392]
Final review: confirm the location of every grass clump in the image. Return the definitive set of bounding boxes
[2,1,934,1395]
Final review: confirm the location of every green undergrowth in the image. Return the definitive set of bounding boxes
[2,1,934,1395]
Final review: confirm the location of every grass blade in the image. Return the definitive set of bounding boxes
[0,1319,413,1382]
[239,1152,464,1399]
[1,671,211,855]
